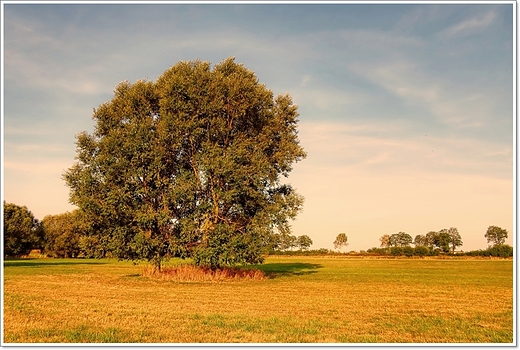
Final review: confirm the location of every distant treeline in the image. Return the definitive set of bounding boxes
[269,245,513,258]
[4,200,512,260]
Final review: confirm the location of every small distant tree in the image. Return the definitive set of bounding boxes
[447,227,463,253]
[413,234,427,247]
[434,229,451,253]
[485,226,508,247]
[425,231,438,248]
[389,232,413,247]
[295,235,313,251]
[3,202,43,257]
[333,233,348,251]
[279,233,297,251]
[379,234,390,248]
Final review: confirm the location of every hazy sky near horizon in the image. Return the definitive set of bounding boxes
[3,2,514,251]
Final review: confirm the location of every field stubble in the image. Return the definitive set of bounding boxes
[3,256,513,343]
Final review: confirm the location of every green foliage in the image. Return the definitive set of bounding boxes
[3,202,43,257]
[333,233,348,250]
[413,246,429,257]
[278,233,297,251]
[402,246,414,257]
[390,247,403,256]
[413,234,427,247]
[485,226,508,247]
[379,234,390,248]
[366,247,388,255]
[63,58,306,269]
[388,232,412,247]
[78,236,107,259]
[465,245,513,258]
[447,227,463,253]
[42,211,87,258]
[295,235,313,251]
[367,246,444,258]
[434,230,451,253]
[488,244,513,258]
[268,248,331,256]
[422,228,461,254]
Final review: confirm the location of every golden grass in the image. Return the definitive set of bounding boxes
[142,264,266,282]
[3,257,513,343]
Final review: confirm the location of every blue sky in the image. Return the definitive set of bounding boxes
[2,2,514,251]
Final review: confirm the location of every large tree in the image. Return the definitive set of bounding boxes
[64,58,306,269]
[485,226,508,247]
[3,202,43,257]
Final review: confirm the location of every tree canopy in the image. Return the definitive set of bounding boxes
[333,233,348,251]
[412,228,462,253]
[295,235,313,251]
[42,211,88,258]
[3,202,43,257]
[388,232,413,247]
[64,58,306,269]
[485,226,508,247]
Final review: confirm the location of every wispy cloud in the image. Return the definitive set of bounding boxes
[349,59,511,133]
[437,11,497,38]
[297,120,512,180]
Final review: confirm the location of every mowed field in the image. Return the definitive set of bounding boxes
[3,256,514,344]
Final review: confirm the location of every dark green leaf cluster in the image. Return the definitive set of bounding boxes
[464,245,513,258]
[3,202,44,257]
[388,232,413,247]
[412,227,463,253]
[41,211,88,258]
[265,234,313,253]
[63,58,306,269]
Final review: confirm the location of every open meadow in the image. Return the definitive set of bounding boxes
[3,256,513,344]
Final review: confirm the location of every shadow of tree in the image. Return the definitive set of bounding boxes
[257,262,322,278]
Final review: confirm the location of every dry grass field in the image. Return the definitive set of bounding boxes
[3,256,514,344]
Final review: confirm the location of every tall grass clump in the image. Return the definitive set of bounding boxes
[142,264,266,282]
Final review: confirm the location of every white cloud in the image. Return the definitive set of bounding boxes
[296,120,512,180]
[349,59,509,131]
[437,11,497,38]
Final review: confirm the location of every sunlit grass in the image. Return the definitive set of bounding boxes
[3,256,513,343]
